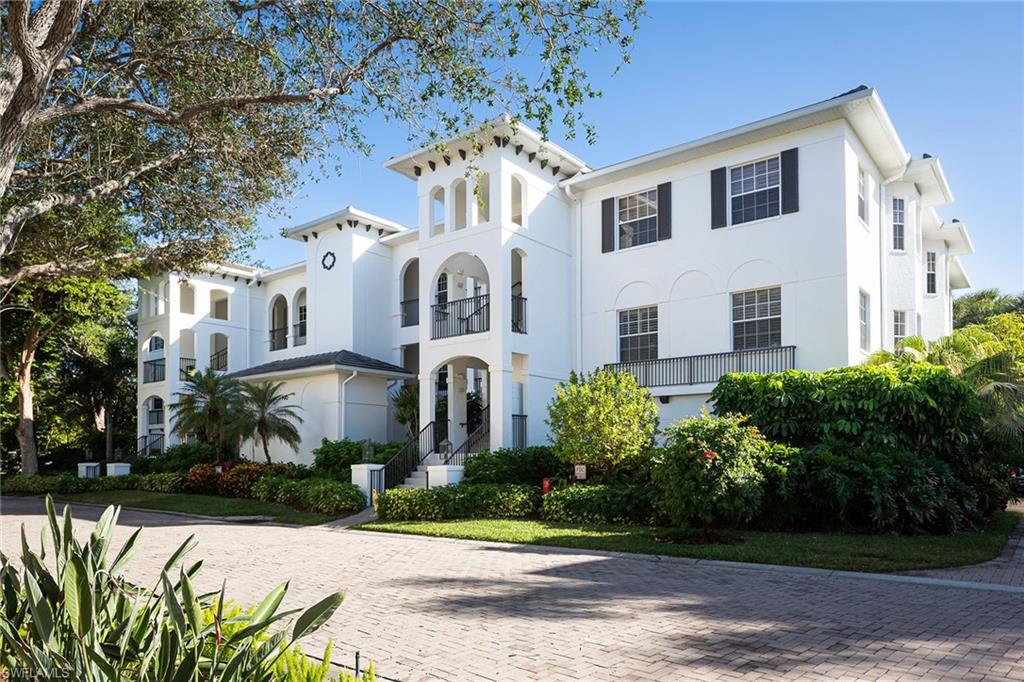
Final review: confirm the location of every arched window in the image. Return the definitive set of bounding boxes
[452,179,467,230]
[436,273,449,305]
[475,172,490,224]
[293,289,307,345]
[210,290,229,320]
[511,175,525,227]
[210,333,228,371]
[430,186,446,236]
[511,249,527,334]
[149,335,165,352]
[145,397,164,428]
[269,295,288,350]
[401,259,419,327]
[179,281,195,314]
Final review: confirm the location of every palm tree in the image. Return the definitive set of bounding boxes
[866,327,1024,455]
[171,368,243,457]
[391,382,419,440]
[235,381,304,463]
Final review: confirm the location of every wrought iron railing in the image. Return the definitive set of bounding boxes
[400,298,419,327]
[136,434,164,457]
[269,327,287,351]
[431,294,490,339]
[180,357,196,380]
[293,321,307,346]
[512,295,527,334]
[381,420,447,491]
[608,345,797,388]
[446,406,490,467]
[512,414,527,449]
[143,359,165,383]
[210,348,228,372]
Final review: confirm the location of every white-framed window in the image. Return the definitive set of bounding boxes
[618,306,658,362]
[857,167,867,222]
[730,156,780,225]
[859,290,870,351]
[436,273,449,305]
[926,252,937,294]
[893,310,907,345]
[892,197,905,251]
[617,188,658,249]
[148,336,164,352]
[731,287,781,350]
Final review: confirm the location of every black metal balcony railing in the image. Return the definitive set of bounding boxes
[143,359,165,383]
[136,434,164,457]
[210,348,228,372]
[293,321,307,346]
[512,414,527,449]
[608,345,797,388]
[269,327,287,351]
[511,295,527,334]
[180,357,196,380]
[431,293,490,339]
[400,298,419,327]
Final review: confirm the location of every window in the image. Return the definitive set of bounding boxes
[893,310,907,345]
[926,252,937,294]
[436,273,448,305]
[618,306,658,362]
[475,172,490,224]
[430,187,445,236]
[857,168,867,222]
[179,282,195,314]
[730,156,780,225]
[892,198,905,251]
[617,188,658,249]
[511,175,524,226]
[731,287,782,350]
[859,290,870,351]
[149,336,164,352]
[210,290,229,320]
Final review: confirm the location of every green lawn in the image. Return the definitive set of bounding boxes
[56,490,332,526]
[358,511,1022,573]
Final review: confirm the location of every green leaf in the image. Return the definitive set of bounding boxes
[250,581,288,625]
[161,572,187,637]
[178,568,203,635]
[64,555,93,639]
[109,527,142,575]
[163,535,198,574]
[291,592,343,641]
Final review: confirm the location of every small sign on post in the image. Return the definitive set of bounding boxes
[574,464,587,481]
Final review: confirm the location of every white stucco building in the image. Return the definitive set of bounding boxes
[136,86,973,488]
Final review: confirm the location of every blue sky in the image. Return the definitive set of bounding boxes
[252,1,1023,293]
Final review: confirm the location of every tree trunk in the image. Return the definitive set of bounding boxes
[105,405,114,460]
[94,403,106,431]
[15,346,38,475]
[261,432,272,464]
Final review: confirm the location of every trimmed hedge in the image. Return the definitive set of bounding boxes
[541,484,655,525]
[2,472,186,495]
[251,475,365,516]
[132,442,221,474]
[376,484,540,521]
[462,447,570,486]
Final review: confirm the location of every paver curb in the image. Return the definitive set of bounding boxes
[26,496,278,525]
[346,526,1024,595]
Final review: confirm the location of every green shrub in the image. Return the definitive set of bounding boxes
[133,442,220,474]
[654,413,772,529]
[217,462,267,497]
[463,446,570,486]
[274,478,307,507]
[547,368,659,480]
[376,484,541,521]
[297,479,367,515]
[251,474,285,502]
[311,437,365,478]
[263,461,313,479]
[136,472,186,493]
[541,484,655,524]
[185,463,220,495]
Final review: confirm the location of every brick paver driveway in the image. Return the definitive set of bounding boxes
[2,497,1023,681]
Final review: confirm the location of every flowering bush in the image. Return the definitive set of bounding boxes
[185,464,220,495]
[217,463,267,498]
[653,412,771,529]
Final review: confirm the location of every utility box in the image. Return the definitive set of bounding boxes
[77,462,101,479]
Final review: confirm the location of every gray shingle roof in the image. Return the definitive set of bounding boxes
[229,349,413,379]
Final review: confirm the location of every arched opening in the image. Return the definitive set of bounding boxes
[179,281,195,314]
[142,333,166,384]
[511,175,525,227]
[430,186,446,236]
[511,248,527,334]
[156,281,168,315]
[428,355,491,456]
[475,172,490,224]
[179,329,197,379]
[293,289,307,346]
[269,295,288,351]
[148,335,165,354]
[452,179,467,231]
[140,396,166,455]
[431,253,489,339]
[210,289,229,320]
[400,259,419,327]
[145,396,164,430]
[210,333,228,371]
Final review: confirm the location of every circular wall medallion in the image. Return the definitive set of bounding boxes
[321,251,336,270]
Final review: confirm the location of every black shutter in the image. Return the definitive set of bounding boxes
[710,167,727,229]
[601,197,615,253]
[781,147,799,214]
[657,182,672,241]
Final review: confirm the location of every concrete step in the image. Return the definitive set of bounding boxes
[398,479,427,489]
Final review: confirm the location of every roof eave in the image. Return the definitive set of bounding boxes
[284,206,409,241]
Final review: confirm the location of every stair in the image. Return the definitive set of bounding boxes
[397,453,445,489]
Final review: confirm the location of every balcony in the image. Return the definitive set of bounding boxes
[210,348,228,372]
[269,327,287,351]
[143,359,165,383]
[180,357,196,380]
[511,295,527,334]
[608,346,796,388]
[293,320,307,346]
[400,298,419,327]
[432,294,490,339]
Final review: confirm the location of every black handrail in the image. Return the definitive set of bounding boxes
[511,295,527,334]
[269,327,287,351]
[293,321,307,346]
[512,414,527,449]
[400,298,419,327]
[446,406,490,466]
[136,434,164,457]
[381,420,448,491]
[607,345,797,388]
[180,357,196,380]
[431,293,490,339]
[210,348,228,371]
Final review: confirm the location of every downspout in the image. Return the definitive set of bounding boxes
[878,160,909,351]
[245,279,252,368]
[564,182,583,372]
[340,370,359,439]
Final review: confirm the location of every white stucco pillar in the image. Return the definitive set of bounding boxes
[418,370,437,450]
[487,367,519,450]
[448,362,468,447]
[350,463,384,506]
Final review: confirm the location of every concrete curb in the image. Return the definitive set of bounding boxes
[36,496,278,525]
[347,527,1024,596]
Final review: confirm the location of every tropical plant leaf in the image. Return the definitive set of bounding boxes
[291,592,343,641]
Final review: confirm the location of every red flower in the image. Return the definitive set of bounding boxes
[703,449,716,460]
